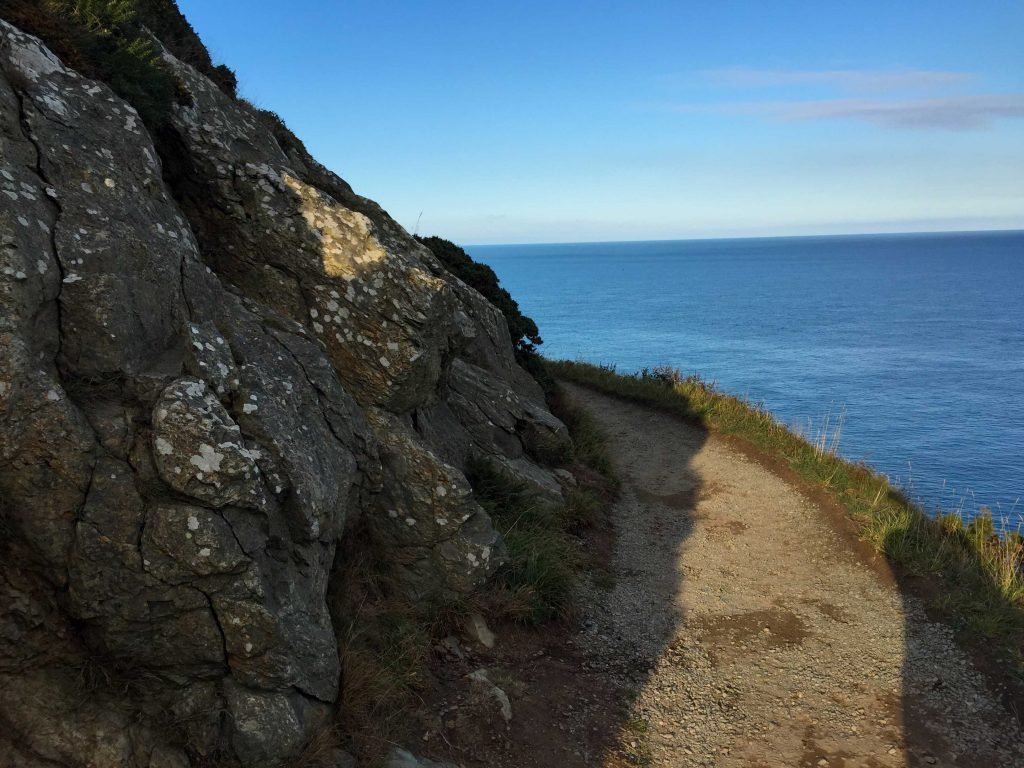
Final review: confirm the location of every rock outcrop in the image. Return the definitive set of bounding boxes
[0,17,566,767]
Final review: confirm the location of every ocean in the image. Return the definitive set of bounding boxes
[468,231,1024,530]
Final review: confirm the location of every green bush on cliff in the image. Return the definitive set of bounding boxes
[1,0,237,125]
[415,235,543,357]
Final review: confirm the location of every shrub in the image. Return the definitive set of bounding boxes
[1,0,238,125]
[415,235,543,358]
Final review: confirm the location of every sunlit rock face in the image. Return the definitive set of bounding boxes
[0,17,567,768]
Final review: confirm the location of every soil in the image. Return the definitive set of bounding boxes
[417,384,1024,768]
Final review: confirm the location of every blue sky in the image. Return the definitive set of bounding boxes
[178,1,1024,244]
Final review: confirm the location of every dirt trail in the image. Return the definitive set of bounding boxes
[563,383,1023,768]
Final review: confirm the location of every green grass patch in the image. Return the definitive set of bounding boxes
[467,457,582,623]
[463,368,619,623]
[549,359,1024,675]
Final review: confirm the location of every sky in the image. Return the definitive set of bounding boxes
[177,1,1024,244]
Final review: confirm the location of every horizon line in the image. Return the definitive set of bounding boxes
[461,226,1024,249]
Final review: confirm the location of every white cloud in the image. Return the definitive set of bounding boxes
[682,94,1024,130]
[701,67,974,92]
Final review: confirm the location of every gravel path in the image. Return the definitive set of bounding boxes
[564,383,1024,768]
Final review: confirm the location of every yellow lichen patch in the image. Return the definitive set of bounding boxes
[283,174,388,277]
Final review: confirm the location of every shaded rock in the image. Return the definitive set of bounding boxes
[0,16,573,768]
[466,668,513,725]
[369,408,504,599]
[0,334,95,577]
[0,668,177,768]
[225,680,327,767]
[152,377,266,509]
[465,612,496,649]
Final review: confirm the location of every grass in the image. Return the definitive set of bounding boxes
[467,457,583,624]
[325,373,618,762]
[549,359,1024,677]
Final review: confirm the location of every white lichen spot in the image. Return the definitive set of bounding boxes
[104,178,115,189]
[405,517,416,526]
[242,403,258,414]
[36,259,47,274]
[187,514,200,531]
[16,216,28,227]
[379,357,390,368]
[435,517,448,526]
[189,443,224,473]
[62,274,83,284]
[45,389,60,401]
[198,547,212,557]
[387,510,398,519]
[39,93,67,117]
[435,485,448,498]
[244,642,253,653]
[155,437,174,456]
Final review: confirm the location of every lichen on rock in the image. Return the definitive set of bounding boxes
[0,14,572,767]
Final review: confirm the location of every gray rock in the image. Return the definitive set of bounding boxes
[466,668,513,726]
[0,18,573,767]
[225,681,326,767]
[465,612,497,649]
[152,378,267,509]
[369,408,504,599]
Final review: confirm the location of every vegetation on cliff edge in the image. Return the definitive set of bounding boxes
[1,0,236,125]
[415,235,543,357]
[549,359,1024,680]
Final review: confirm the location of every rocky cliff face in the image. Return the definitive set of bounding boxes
[0,19,567,767]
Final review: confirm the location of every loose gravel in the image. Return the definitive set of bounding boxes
[565,383,1024,768]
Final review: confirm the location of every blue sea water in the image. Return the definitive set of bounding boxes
[468,231,1024,530]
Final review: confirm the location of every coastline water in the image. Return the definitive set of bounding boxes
[469,231,1024,530]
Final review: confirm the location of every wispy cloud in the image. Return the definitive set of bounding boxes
[682,94,1024,130]
[662,68,1024,130]
[701,67,974,92]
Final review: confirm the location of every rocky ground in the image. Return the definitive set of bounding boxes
[420,383,1024,768]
